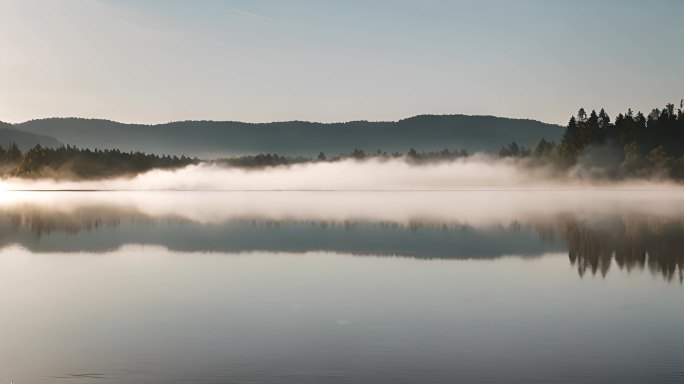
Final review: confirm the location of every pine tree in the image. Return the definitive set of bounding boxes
[5,142,22,163]
[559,116,580,161]
[587,109,601,144]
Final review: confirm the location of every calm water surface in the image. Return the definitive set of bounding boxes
[0,191,682,383]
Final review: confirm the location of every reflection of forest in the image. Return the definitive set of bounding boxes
[0,205,159,237]
[0,205,682,282]
[550,216,684,282]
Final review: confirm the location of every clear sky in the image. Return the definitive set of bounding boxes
[0,0,682,125]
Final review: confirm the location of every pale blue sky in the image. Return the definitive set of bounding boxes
[0,0,682,124]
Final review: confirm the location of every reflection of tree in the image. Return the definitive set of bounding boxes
[547,216,684,283]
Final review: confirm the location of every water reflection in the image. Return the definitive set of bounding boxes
[0,204,563,258]
[2,191,684,384]
[557,216,684,282]
[1,192,683,281]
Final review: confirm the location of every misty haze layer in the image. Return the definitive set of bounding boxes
[0,156,679,192]
[3,189,684,229]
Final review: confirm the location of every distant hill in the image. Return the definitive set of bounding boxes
[0,122,60,150]
[13,115,562,158]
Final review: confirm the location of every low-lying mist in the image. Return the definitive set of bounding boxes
[0,155,680,191]
[2,155,681,231]
[3,189,684,228]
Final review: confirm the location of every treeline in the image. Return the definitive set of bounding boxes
[500,101,684,179]
[213,147,469,168]
[0,144,198,179]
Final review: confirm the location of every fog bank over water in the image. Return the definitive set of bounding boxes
[0,156,681,191]
[2,189,684,228]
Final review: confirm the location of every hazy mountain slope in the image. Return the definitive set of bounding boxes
[14,115,562,158]
[0,122,61,150]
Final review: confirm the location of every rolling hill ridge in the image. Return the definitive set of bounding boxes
[11,115,562,158]
[0,122,60,150]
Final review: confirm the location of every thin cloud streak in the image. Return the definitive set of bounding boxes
[233,8,272,20]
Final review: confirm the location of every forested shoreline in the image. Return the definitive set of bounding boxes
[0,144,198,179]
[499,102,684,179]
[1,102,683,181]
[0,144,472,180]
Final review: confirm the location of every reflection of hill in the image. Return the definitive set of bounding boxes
[1,205,682,282]
[0,205,561,259]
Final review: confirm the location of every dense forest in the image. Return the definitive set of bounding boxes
[0,144,198,179]
[500,101,684,179]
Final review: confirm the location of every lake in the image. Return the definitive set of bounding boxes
[1,191,683,383]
